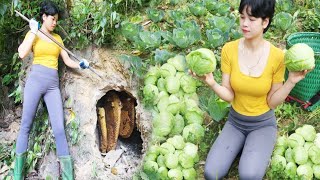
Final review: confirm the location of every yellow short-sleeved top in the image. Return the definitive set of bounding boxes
[25,31,63,69]
[221,39,285,116]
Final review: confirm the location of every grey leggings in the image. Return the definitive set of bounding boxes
[16,65,69,156]
[204,107,277,180]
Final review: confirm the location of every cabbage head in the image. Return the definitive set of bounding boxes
[313,165,320,179]
[293,146,308,165]
[285,162,297,179]
[296,124,316,142]
[308,145,320,164]
[179,153,194,169]
[157,77,166,91]
[160,63,176,77]
[169,114,185,136]
[143,160,159,174]
[284,43,315,71]
[153,111,173,137]
[144,65,161,85]
[168,169,183,180]
[165,153,179,169]
[147,152,159,162]
[182,168,197,180]
[183,142,198,159]
[148,145,162,156]
[183,123,205,144]
[273,146,286,156]
[314,133,320,148]
[304,142,314,152]
[285,148,295,163]
[160,142,175,155]
[165,75,181,94]
[143,84,159,105]
[288,133,305,148]
[167,135,185,150]
[180,75,198,93]
[276,135,288,148]
[157,166,168,179]
[186,48,216,76]
[167,95,181,115]
[157,155,166,167]
[271,155,286,171]
[167,54,187,72]
[297,164,313,179]
[157,96,169,113]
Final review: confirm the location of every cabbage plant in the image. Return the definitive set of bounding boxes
[147,8,165,22]
[274,12,293,31]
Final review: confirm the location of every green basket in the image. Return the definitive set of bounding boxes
[285,32,320,111]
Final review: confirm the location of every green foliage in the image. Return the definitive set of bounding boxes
[299,9,320,32]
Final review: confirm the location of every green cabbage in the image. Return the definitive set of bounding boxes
[167,135,185,150]
[169,114,185,136]
[276,135,288,148]
[157,155,166,167]
[285,162,297,179]
[293,146,308,165]
[183,143,198,159]
[285,148,295,163]
[271,155,286,171]
[308,145,320,164]
[297,164,313,179]
[288,133,305,148]
[179,153,194,169]
[186,48,216,76]
[153,112,173,137]
[313,165,320,179]
[143,84,159,105]
[160,142,175,155]
[157,166,168,179]
[168,168,183,180]
[182,168,197,180]
[182,123,205,144]
[296,124,317,142]
[160,63,176,77]
[180,75,198,93]
[284,43,315,71]
[165,75,181,94]
[167,54,187,72]
[165,153,179,169]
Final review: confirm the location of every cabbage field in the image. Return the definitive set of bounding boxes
[0,0,320,179]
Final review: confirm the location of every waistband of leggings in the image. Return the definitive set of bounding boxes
[30,64,59,78]
[229,106,275,122]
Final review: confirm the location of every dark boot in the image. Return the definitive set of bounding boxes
[59,155,74,180]
[14,152,27,180]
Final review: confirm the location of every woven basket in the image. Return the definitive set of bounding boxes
[285,32,320,111]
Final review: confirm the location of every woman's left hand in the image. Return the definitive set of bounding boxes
[287,69,312,84]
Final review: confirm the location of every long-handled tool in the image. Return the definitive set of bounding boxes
[15,10,103,79]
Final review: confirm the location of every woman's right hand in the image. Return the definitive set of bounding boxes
[29,19,39,34]
[188,70,216,87]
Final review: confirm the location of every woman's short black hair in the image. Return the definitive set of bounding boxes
[39,0,60,22]
[239,0,275,33]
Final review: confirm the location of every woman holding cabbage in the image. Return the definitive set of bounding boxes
[189,0,312,179]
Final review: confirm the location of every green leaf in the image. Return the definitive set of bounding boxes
[207,96,230,122]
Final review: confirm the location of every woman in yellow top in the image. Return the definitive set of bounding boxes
[14,1,88,180]
[191,0,311,179]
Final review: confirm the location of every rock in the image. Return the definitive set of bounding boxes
[103,149,124,167]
